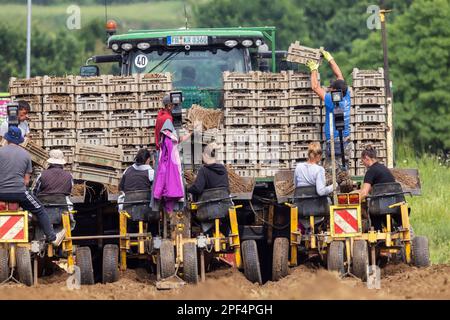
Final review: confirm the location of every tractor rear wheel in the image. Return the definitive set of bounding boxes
[182,242,198,284]
[241,240,262,284]
[159,239,175,279]
[16,247,33,286]
[102,244,119,283]
[327,241,345,276]
[412,236,430,267]
[76,246,94,285]
[272,237,289,281]
[0,247,9,283]
[352,240,369,281]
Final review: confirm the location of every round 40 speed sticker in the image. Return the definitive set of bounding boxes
[135,54,148,69]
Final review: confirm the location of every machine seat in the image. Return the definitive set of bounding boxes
[368,182,405,216]
[196,187,233,222]
[292,186,329,217]
[123,190,159,222]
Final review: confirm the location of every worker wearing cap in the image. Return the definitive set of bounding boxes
[34,149,73,197]
[0,127,65,246]
[0,100,31,139]
[306,49,353,165]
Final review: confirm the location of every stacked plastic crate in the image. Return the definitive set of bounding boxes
[72,143,123,186]
[256,72,291,177]
[222,71,292,177]
[75,75,110,153]
[9,77,44,146]
[41,76,76,163]
[221,72,258,177]
[350,68,387,175]
[288,71,322,166]
[106,75,142,168]
[137,73,172,166]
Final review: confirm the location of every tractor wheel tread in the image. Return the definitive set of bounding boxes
[327,241,345,276]
[241,240,262,285]
[183,242,198,284]
[412,236,430,268]
[76,246,94,285]
[16,247,33,286]
[352,240,369,281]
[272,237,289,281]
[159,239,175,279]
[102,244,119,283]
[0,247,9,283]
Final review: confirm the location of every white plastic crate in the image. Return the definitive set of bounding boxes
[352,68,384,88]
[289,90,322,107]
[353,113,386,123]
[74,76,108,94]
[288,71,318,89]
[352,88,386,105]
[256,71,289,90]
[107,75,139,93]
[43,94,75,112]
[76,112,109,130]
[43,129,76,147]
[43,112,76,129]
[138,73,172,92]
[223,71,258,90]
[75,94,109,112]
[223,91,258,108]
[286,41,321,65]
[290,125,321,142]
[9,77,42,96]
[42,76,75,94]
[77,129,110,146]
[257,91,289,108]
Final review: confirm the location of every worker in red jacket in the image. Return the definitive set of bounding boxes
[154,95,174,151]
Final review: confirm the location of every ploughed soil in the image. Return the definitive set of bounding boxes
[1,263,450,300]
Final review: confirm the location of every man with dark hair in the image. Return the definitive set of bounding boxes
[0,100,31,139]
[306,49,352,162]
[0,127,65,246]
[359,146,395,200]
[119,148,155,193]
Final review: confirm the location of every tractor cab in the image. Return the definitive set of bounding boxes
[82,26,295,108]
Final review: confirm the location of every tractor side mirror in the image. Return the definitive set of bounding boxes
[80,65,100,77]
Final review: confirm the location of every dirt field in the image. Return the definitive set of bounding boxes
[1,263,450,300]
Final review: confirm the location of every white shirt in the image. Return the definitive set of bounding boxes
[294,162,333,196]
[0,120,30,138]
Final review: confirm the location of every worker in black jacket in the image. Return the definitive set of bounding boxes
[188,143,229,198]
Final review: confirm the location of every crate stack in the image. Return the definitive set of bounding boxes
[41,76,76,163]
[9,77,44,147]
[222,71,292,177]
[135,73,172,166]
[73,143,123,186]
[106,74,142,168]
[75,75,110,155]
[288,71,323,166]
[350,68,387,175]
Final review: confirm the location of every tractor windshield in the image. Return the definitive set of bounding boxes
[130,48,248,89]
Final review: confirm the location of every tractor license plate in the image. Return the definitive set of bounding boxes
[167,35,208,46]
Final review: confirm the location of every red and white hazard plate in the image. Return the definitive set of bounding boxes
[331,207,360,236]
[0,214,27,242]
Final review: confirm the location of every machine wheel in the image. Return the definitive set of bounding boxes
[182,242,198,284]
[241,240,262,284]
[272,237,289,281]
[76,247,94,285]
[352,240,369,281]
[102,244,119,284]
[0,247,9,283]
[16,247,33,286]
[327,241,345,276]
[159,239,175,279]
[412,236,430,267]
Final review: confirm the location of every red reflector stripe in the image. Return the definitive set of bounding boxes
[0,216,22,239]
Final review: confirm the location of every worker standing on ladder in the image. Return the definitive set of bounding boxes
[306,49,353,170]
